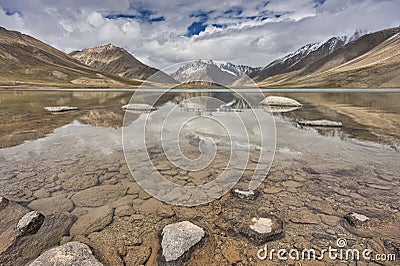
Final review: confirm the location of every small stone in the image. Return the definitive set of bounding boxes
[345,212,370,227]
[239,214,284,244]
[30,242,103,266]
[160,221,205,263]
[230,188,260,200]
[0,196,9,210]
[16,211,45,237]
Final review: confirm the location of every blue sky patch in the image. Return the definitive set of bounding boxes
[186,21,207,37]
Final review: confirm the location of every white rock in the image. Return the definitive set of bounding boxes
[161,221,205,262]
[44,106,78,113]
[249,217,273,234]
[298,119,343,127]
[261,96,302,107]
[29,242,103,266]
[121,103,156,111]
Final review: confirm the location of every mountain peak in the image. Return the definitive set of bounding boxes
[70,44,176,83]
[172,60,260,84]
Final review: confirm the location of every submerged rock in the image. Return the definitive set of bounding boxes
[0,196,9,210]
[239,214,284,244]
[44,106,79,113]
[160,221,205,264]
[261,96,302,107]
[28,195,74,215]
[230,188,260,200]
[30,242,104,266]
[69,206,114,236]
[298,119,343,127]
[345,212,370,227]
[16,211,45,237]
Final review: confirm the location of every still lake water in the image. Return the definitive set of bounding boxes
[0,90,399,265]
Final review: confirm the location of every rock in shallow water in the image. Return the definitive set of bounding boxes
[30,242,104,266]
[0,196,9,210]
[28,195,74,215]
[297,119,343,127]
[345,212,370,227]
[17,211,45,237]
[261,96,302,107]
[122,103,156,111]
[238,214,284,245]
[230,188,260,200]
[69,206,114,236]
[160,221,205,263]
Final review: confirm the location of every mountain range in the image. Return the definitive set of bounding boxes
[0,25,399,88]
[171,60,260,85]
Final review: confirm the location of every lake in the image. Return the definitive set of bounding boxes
[0,90,399,265]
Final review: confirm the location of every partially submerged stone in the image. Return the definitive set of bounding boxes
[345,212,370,227]
[298,119,343,127]
[230,188,260,200]
[30,242,104,266]
[239,214,284,244]
[0,196,9,210]
[261,96,302,107]
[267,106,302,113]
[122,103,156,111]
[160,221,205,263]
[44,106,78,113]
[16,211,45,237]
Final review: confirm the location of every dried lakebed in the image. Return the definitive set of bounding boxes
[0,116,398,265]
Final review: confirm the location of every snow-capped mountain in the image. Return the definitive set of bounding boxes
[251,30,367,81]
[171,60,260,84]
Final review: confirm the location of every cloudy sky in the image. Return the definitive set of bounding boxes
[0,0,399,69]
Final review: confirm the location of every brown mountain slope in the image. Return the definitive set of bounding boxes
[259,31,400,88]
[301,27,400,75]
[70,44,177,84]
[0,26,140,88]
[258,26,400,88]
